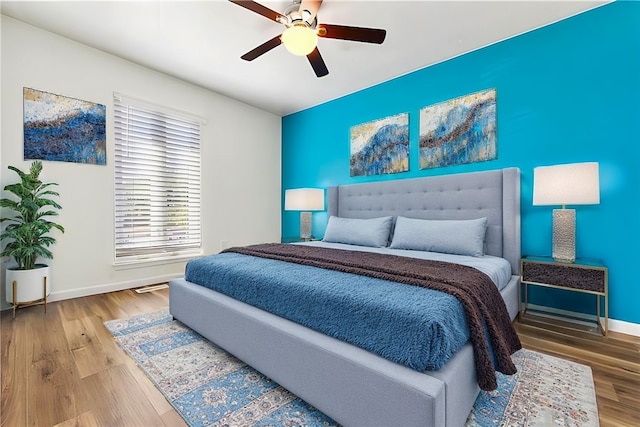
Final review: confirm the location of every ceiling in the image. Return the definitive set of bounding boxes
[1,1,607,116]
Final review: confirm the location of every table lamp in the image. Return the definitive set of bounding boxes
[533,162,600,263]
[284,188,324,240]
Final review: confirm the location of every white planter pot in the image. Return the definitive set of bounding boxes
[5,264,51,304]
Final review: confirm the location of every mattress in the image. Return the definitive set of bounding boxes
[186,249,468,371]
[184,242,519,386]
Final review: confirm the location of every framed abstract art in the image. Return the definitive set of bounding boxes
[350,112,409,177]
[23,87,106,165]
[419,89,496,169]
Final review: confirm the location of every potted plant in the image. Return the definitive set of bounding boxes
[1,161,64,312]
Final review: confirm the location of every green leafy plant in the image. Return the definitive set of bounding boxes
[0,161,64,270]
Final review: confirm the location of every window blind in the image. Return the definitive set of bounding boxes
[113,95,201,263]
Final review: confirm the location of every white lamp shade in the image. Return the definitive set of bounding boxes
[533,162,600,206]
[284,188,324,211]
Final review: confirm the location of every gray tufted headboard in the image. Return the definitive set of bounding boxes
[327,168,521,274]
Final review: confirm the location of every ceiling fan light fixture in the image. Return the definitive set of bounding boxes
[281,24,318,56]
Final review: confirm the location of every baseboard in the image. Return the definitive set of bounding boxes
[526,303,640,338]
[0,274,182,311]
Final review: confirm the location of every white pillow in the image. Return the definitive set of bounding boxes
[389,216,488,256]
[322,216,394,248]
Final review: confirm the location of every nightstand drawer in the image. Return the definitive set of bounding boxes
[521,261,606,293]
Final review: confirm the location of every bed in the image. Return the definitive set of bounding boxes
[169,167,521,427]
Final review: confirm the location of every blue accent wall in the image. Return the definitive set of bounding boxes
[282,2,640,325]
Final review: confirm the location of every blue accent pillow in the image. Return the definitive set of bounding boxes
[389,216,488,256]
[323,216,394,247]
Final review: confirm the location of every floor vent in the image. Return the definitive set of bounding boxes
[134,283,169,294]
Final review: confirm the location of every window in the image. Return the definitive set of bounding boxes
[113,93,201,264]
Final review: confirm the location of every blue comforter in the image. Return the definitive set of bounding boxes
[185,251,470,372]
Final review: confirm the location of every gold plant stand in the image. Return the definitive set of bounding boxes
[11,276,47,319]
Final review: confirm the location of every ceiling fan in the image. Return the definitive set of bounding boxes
[229,0,387,78]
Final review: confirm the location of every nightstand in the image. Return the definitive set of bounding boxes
[520,256,608,335]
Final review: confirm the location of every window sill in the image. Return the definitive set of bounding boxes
[113,251,203,270]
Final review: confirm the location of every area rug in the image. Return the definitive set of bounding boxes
[104,309,599,427]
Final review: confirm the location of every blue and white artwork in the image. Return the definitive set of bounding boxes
[350,112,409,177]
[419,89,496,170]
[23,87,106,165]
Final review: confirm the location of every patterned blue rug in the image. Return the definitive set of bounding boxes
[104,309,599,427]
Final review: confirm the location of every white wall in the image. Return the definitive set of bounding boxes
[0,16,282,308]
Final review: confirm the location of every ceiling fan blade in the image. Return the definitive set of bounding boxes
[229,0,285,23]
[307,47,329,78]
[318,24,386,44]
[241,35,282,61]
[299,0,323,24]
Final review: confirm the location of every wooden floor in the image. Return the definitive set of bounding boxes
[1,288,639,426]
[1,287,187,427]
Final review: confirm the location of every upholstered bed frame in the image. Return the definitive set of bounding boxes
[169,167,521,427]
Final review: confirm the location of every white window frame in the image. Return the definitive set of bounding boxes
[113,93,203,265]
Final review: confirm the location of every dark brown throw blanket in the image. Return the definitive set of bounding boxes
[223,243,522,391]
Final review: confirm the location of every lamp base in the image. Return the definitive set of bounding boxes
[300,211,312,240]
[552,208,575,263]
